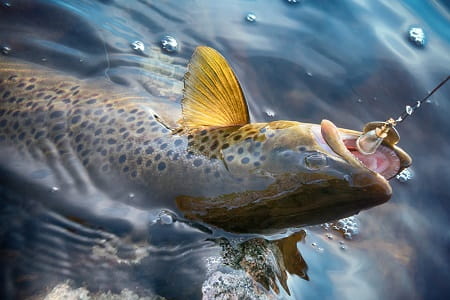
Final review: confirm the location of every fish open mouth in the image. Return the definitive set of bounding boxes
[319,120,401,179]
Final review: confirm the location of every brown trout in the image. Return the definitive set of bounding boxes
[0,46,411,233]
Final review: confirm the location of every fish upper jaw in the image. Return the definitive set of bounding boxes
[310,120,396,197]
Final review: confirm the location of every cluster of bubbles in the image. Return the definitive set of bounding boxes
[396,167,414,183]
[321,216,359,240]
[1,45,10,55]
[129,35,178,56]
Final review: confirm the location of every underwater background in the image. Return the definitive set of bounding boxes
[0,0,449,299]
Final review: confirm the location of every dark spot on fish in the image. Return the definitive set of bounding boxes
[155,154,161,161]
[193,159,202,167]
[106,128,115,134]
[62,98,70,104]
[214,171,220,178]
[260,155,266,161]
[136,127,145,134]
[188,134,194,140]
[119,154,126,164]
[122,132,129,139]
[298,146,306,152]
[119,127,126,133]
[116,145,124,152]
[254,161,261,167]
[35,131,45,139]
[226,155,234,162]
[188,141,195,147]
[75,134,84,143]
[107,138,116,145]
[8,97,16,103]
[136,121,144,126]
[80,121,89,128]
[123,166,129,172]
[237,147,244,154]
[76,144,83,152]
[158,162,166,171]
[118,109,125,114]
[201,136,209,143]
[174,139,183,147]
[221,143,229,150]
[126,116,135,122]
[160,143,168,150]
[130,109,138,114]
[12,121,19,130]
[18,132,26,140]
[150,121,157,126]
[50,111,64,119]
[3,91,10,98]
[145,160,152,167]
[233,135,242,141]
[86,99,97,104]
[146,147,154,154]
[210,140,219,151]
[52,123,65,131]
[200,129,207,136]
[241,157,250,164]
[199,145,205,151]
[94,129,102,136]
[54,134,64,143]
[126,143,132,150]
[94,109,103,116]
[131,171,137,178]
[136,157,143,165]
[101,149,107,156]
[25,85,35,90]
[99,116,108,123]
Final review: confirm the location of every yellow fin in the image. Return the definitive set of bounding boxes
[181,46,250,129]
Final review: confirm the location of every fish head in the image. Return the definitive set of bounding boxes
[180,119,411,233]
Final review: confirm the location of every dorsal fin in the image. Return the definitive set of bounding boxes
[181,46,250,129]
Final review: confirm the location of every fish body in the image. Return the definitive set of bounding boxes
[0,47,411,233]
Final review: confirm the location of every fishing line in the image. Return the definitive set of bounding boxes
[356,75,450,155]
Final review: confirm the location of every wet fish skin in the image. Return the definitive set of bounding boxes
[0,47,410,234]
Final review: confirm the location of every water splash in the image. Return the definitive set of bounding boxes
[396,168,414,183]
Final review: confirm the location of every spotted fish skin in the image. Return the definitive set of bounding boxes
[0,59,256,205]
[0,46,410,234]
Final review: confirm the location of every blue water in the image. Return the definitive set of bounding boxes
[0,0,449,299]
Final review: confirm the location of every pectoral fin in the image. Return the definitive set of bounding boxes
[181,46,250,129]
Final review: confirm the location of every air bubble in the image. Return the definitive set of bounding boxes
[357,98,363,103]
[264,109,275,118]
[332,216,360,238]
[1,46,11,55]
[306,71,313,77]
[130,40,145,54]
[128,193,135,199]
[405,105,413,115]
[2,2,11,8]
[326,233,333,240]
[286,0,302,4]
[158,210,174,224]
[51,186,59,192]
[160,35,178,53]
[245,13,256,22]
[396,168,414,183]
[408,26,426,47]
[304,153,327,170]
